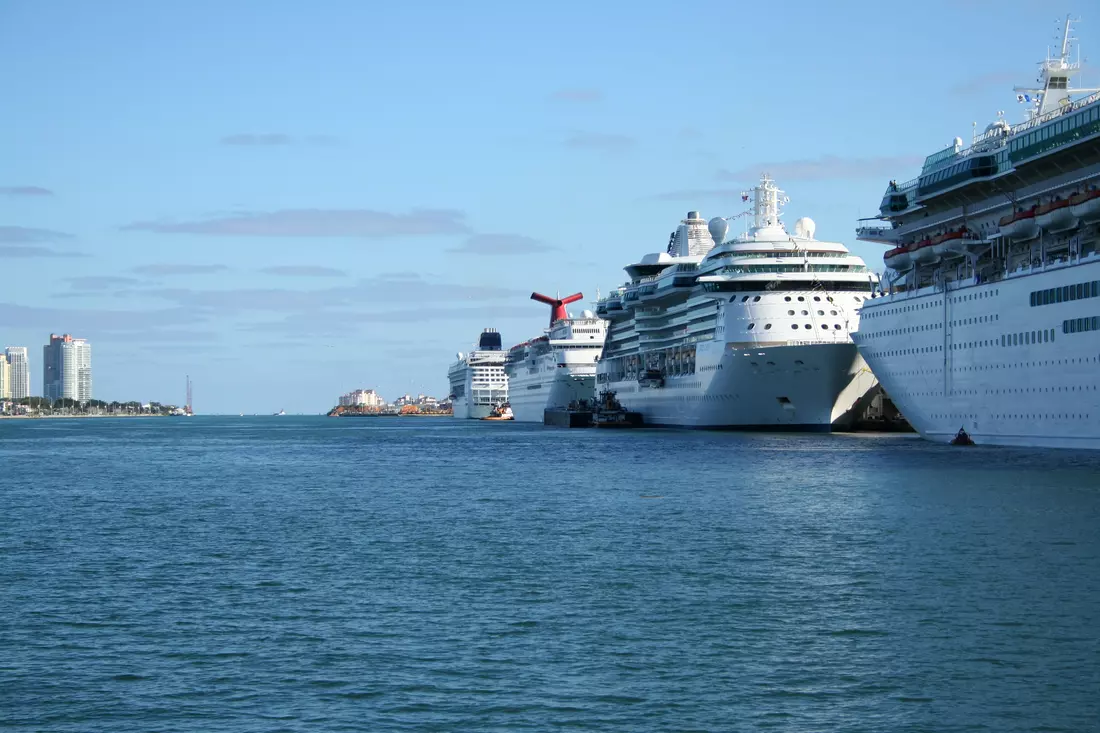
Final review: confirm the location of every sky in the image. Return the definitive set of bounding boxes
[1,0,1095,413]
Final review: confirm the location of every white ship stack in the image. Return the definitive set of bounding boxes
[595,175,880,429]
[447,328,509,419]
[853,17,1100,448]
[505,292,607,422]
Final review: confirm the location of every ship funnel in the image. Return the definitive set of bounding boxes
[478,328,502,351]
[531,291,583,326]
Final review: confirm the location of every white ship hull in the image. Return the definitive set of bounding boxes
[856,257,1100,448]
[508,369,596,422]
[450,395,496,420]
[605,340,875,429]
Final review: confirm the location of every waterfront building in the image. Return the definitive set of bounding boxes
[43,334,92,402]
[338,388,386,408]
[4,347,30,400]
[0,353,10,399]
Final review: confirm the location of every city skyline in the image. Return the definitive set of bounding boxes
[1,0,1092,413]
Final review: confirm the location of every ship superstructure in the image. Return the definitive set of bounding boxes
[447,328,509,419]
[595,175,879,429]
[504,292,607,422]
[853,17,1100,447]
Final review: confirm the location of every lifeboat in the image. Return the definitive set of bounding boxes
[933,229,967,258]
[997,207,1039,240]
[1070,188,1100,223]
[883,245,911,270]
[911,238,937,264]
[1035,198,1077,232]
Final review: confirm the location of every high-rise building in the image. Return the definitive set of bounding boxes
[0,353,10,400]
[4,347,30,400]
[43,334,92,402]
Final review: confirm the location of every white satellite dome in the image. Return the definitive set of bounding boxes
[794,217,816,239]
[707,217,729,246]
[581,309,594,318]
[457,352,464,360]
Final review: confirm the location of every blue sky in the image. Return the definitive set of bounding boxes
[1,0,1094,413]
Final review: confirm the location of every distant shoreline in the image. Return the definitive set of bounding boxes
[0,414,170,420]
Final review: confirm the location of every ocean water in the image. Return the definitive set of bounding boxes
[2,417,1099,732]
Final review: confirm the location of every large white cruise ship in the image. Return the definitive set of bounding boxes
[504,292,607,422]
[853,17,1100,448]
[595,175,880,429]
[447,328,509,419]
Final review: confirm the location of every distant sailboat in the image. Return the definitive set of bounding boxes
[274,409,285,416]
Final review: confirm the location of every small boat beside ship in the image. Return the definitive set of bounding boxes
[480,403,514,421]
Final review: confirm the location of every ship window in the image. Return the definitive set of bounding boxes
[804,324,811,329]
[747,323,755,330]
[753,296,761,302]
[791,324,798,330]
[813,296,821,301]
[821,324,828,329]
[784,296,791,301]
[801,310,808,316]
[834,324,841,329]
[817,310,824,316]
[797,296,805,302]
[788,310,795,315]
[765,324,772,330]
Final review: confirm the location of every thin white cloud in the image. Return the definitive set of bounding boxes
[550,89,604,103]
[564,131,635,153]
[447,233,556,256]
[0,186,53,196]
[120,208,470,238]
[717,155,923,183]
[131,264,229,276]
[260,265,348,277]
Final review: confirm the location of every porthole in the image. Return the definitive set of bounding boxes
[791,324,798,330]
[741,296,749,302]
[788,310,795,316]
[817,310,824,316]
[764,324,772,330]
[801,310,808,316]
[797,296,805,302]
[813,296,821,301]
[804,324,811,329]
[784,296,791,302]
[747,323,755,330]
[753,296,761,302]
[821,324,828,329]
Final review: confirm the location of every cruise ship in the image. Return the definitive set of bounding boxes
[504,292,607,422]
[447,328,509,419]
[594,175,880,429]
[853,17,1100,448]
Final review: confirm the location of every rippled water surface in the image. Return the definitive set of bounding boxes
[2,416,1100,732]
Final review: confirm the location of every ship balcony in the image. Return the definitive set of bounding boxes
[857,219,901,244]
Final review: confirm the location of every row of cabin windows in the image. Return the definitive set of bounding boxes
[719,264,868,274]
[703,281,873,293]
[746,323,844,331]
[1064,317,1100,334]
[1008,103,1100,162]
[1029,280,1100,306]
[1001,329,1056,346]
[862,289,1000,319]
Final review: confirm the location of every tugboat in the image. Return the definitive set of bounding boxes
[481,402,514,421]
[950,427,975,446]
[591,390,642,428]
